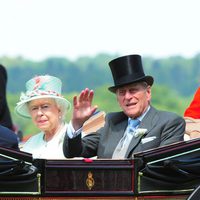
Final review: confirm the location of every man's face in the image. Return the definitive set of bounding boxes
[116,82,151,119]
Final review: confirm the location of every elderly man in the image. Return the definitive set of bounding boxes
[64,54,185,159]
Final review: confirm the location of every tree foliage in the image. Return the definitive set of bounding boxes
[1,53,198,136]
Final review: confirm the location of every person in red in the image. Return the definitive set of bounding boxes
[184,87,200,118]
[184,88,200,140]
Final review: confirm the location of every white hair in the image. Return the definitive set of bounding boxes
[54,98,68,120]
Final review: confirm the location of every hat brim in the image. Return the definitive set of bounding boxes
[15,95,71,118]
[108,76,154,93]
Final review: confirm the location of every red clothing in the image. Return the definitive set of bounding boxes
[184,88,200,118]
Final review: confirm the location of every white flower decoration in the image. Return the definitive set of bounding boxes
[19,92,28,101]
[134,128,148,138]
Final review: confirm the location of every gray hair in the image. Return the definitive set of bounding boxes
[55,98,68,120]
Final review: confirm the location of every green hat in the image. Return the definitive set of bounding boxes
[15,75,71,118]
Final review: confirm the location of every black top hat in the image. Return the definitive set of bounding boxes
[108,54,154,93]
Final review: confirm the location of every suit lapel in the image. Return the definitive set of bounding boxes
[104,113,128,156]
[126,106,158,157]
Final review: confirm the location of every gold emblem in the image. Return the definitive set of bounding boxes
[86,171,95,190]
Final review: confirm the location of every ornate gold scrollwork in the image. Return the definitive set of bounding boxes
[86,171,95,190]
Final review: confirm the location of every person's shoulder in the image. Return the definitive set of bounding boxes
[26,132,43,142]
[22,132,44,150]
[153,106,183,120]
[106,111,125,118]
[106,111,128,123]
[0,125,19,149]
[0,125,16,137]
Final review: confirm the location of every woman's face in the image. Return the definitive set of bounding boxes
[28,98,62,134]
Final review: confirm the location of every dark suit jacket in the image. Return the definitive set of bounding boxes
[0,65,13,130]
[0,125,19,150]
[63,106,185,158]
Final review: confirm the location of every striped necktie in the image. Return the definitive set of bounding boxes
[127,118,140,134]
[112,118,140,159]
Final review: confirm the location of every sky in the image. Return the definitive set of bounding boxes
[1,0,200,61]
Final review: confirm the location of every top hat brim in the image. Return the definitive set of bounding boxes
[108,75,154,93]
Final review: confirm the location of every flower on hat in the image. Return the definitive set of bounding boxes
[19,90,62,102]
[134,128,148,138]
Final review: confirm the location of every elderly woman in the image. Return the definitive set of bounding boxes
[15,75,71,159]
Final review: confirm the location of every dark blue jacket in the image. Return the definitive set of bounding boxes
[0,125,19,150]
